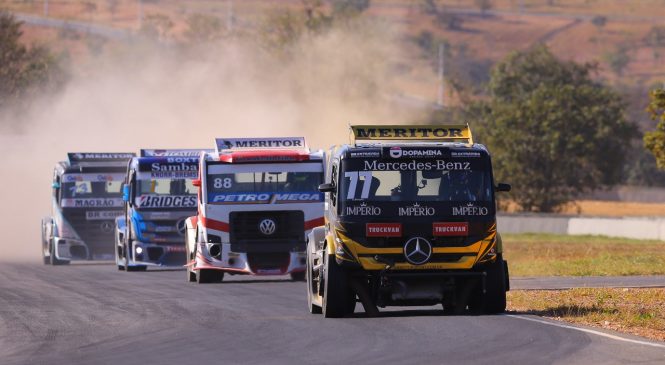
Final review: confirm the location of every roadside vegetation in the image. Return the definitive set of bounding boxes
[503,233,665,276]
[0,11,65,125]
[508,288,665,342]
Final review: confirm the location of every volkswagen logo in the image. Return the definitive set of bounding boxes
[258,219,276,236]
[176,218,187,236]
[100,221,114,234]
[403,237,432,265]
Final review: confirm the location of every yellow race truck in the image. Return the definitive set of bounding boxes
[306,125,511,317]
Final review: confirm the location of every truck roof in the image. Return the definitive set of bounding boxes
[56,152,135,174]
[332,124,488,160]
[204,137,324,163]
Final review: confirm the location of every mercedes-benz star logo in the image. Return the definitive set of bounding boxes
[100,221,114,234]
[258,219,276,236]
[403,237,432,265]
[176,218,187,236]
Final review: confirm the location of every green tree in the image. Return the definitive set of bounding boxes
[0,12,64,115]
[330,0,370,16]
[141,13,174,40]
[184,14,223,43]
[419,0,464,30]
[604,45,630,77]
[465,45,635,212]
[644,88,665,169]
[259,0,333,52]
[474,0,492,16]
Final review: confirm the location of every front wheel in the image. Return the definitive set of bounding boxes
[306,240,322,314]
[322,252,353,318]
[49,241,69,266]
[196,269,224,284]
[126,265,147,272]
[290,271,305,282]
[471,255,507,314]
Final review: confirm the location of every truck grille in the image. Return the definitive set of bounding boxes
[62,208,119,257]
[229,211,305,253]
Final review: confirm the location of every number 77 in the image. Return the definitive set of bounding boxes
[344,171,373,200]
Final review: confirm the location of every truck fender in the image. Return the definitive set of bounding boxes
[307,226,326,251]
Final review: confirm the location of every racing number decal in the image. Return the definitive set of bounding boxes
[213,178,233,189]
[344,171,372,200]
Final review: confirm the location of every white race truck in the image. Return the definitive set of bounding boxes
[185,137,325,283]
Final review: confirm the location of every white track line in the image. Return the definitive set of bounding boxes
[505,314,665,349]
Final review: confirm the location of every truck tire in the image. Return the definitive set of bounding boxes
[306,240,322,314]
[126,265,147,272]
[322,251,352,318]
[49,241,69,266]
[290,271,306,282]
[478,255,507,314]
[197,269,223,284]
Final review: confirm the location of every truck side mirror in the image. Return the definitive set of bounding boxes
[52,182,60,189]
[192,179,201,187]
[122,184,131,202]
[495,183,511,192]
[318,183,335,193]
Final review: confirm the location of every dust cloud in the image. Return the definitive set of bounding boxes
[0,19,423,262]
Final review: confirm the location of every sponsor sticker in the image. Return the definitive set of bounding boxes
[388,147,443,159]
[351,125,470,141]
[366,223,402,237]
[209,193,322,204]
[451,151,481,158]
[350,151,381,158]
[136,195,197,208]
[86,210,124,220]
[345,203,382,216]
[398,203,435,217]
[141,149,206,157]
[63,173,125,182]
[61,198,123,208]
[363,159,470,171]
[68,152,134,161]
[433,222,469,236]
[452,204,489,216]
[216,137,306,152]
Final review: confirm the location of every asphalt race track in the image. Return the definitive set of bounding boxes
[1,263,664,365]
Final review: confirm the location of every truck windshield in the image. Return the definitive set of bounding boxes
[62,181,123,198]
[138,179,197,195]
[339,158,492,202]
[206,162,323,204]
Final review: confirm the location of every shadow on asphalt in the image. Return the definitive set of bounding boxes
[348,308,488,318]
[217,279,297,284]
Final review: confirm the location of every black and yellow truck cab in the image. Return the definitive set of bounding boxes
[306,125,511,317]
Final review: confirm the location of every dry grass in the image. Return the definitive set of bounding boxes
[503,233,665,276]
[508,288,665,342]
[502,200,665,217]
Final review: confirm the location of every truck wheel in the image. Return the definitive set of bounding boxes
[49,241,69,266]
[290,271,306,282]
[478,255,507,314]
[126,265,147,272]
[197,269,223,284]
[187,267,196,282]
[322,252,352,318]
[42,233,50,265]
[306,241,322,314]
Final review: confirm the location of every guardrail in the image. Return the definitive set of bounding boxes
[498,213,665,240]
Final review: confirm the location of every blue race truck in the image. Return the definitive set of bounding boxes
[42,152,135,265]
[115,149,208,271]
